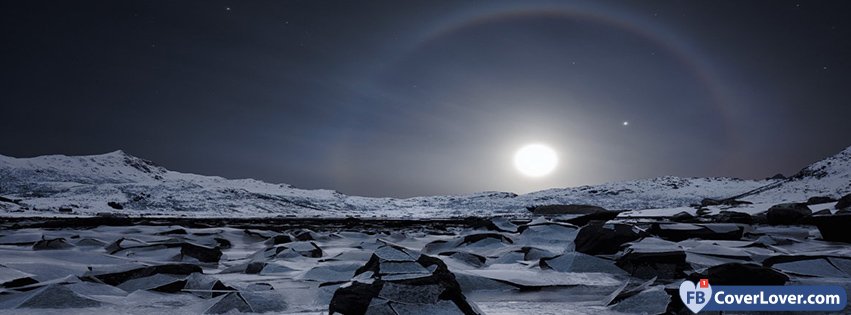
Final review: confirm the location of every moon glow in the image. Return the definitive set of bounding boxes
[513,144,558,177]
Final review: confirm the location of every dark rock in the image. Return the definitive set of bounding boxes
[292,229,318,241]
[700,198,752,207]
[214,237,232,249]
[527,204,607,216]
[711,211,753,224]
[558,210,621,226]
[58,207,73,213]
[0,266,38,288]
[264,234,293,245]
[107,201,123,210]
[766,173,786,180]
[616,238,690,279]
[328,281,381,315]
[808,213,851,243]
[811,209,832,216]
[649,223,744,241]
[243,229,276,240]
[262,241,323,258]
[117,274,188,293]
[88,263,202,286]
[328,243,482,315]
[483,217,518,233]
[751,212,769,224]
[32,238,74,250]
[807,196,836,205]
[2,276,38,289]
[574,223,644,255]
[670,211,695,223]
[180,243,223,263]
[0,196,21,204]
[700,198,723,207]
[836,193,851,210]
[766,203,812,225]
[244,262,266,274]
[157,228,187,235]
[687,263,788,285]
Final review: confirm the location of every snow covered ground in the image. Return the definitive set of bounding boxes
[1,147,851,314]
[2,146,849,218]
[0,216,849,314]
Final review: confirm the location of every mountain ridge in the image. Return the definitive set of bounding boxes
[1,146,849,218]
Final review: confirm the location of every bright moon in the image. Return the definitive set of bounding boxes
[513,144,558,177]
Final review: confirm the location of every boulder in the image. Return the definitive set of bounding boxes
[117,273,187,293]
[264,234,293,245]
[648,223,744,241]
[700,198,752,207]
[807,196,836,205]
[836,193,851,210]
[808,213,851,243]
[527,204,607,215]
[483,217,518,233]
[527,205,620,226]
[574,223,644,255]
[180,243,223,263]
[257,241,323,259]
[0,266,38,288]
[671,211,695,223]
[616,238,689,279]
[766,203,812,225]
[292,229,320,241]
[711,211,753,224]
[328,243,482,315]
[87,263,202,286]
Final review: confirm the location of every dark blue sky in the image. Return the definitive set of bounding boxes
[2,0,850,197]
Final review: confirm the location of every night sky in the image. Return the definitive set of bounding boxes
[2,1,850,197]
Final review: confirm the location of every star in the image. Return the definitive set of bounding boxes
[225,7,231,11]
[623,121,629,126]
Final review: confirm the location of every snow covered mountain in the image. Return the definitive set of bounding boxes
[1,146,850,218]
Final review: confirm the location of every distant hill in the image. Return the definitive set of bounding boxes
[1,146,849,218]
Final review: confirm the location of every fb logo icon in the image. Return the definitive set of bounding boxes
[680,279,712,313]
